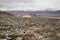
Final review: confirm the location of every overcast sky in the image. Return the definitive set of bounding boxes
[0,0,60,11]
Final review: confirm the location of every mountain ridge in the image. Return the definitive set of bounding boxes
[6,10,60,17]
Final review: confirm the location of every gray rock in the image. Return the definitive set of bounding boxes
[0,39,7,40]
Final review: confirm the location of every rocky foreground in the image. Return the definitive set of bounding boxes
[0,11,60,40]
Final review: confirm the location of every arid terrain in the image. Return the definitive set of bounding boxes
[0,11,60,40]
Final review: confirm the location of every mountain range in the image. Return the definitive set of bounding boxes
[6,10,60,17]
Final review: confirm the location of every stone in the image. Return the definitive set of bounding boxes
[15,37,23,40]
[56,33,60,38]
[0,39,7,40]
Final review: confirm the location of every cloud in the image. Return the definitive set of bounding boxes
[0,0,60,11]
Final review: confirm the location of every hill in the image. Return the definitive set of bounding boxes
[0,11,21,38]
[0,11,60,40]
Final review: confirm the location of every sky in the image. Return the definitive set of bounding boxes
[0,0,60,11]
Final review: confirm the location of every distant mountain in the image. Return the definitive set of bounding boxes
[6,10,60,17]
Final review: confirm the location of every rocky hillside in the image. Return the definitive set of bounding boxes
[0,11,21,38]
[0,11,60,40]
